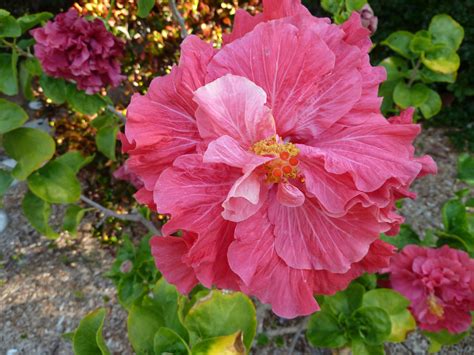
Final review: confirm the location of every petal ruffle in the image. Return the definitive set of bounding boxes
[123,36,215,198]
[312,121,424,192]
[154,154,240,234]
[194,74,275,146]
[150,233,199,294]
[269,194,388,273]
[208,21,343,141]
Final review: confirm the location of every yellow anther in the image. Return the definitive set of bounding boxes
[428,294,445,319]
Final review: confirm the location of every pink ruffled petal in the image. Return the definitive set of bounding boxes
[208,21,344,140]
[185,219,241,290]
[298,144,362,214]
[276,182,305,207]
[150,233,199,294]
[154,154,240,232]
[313,122,424,192]
[204,135,271,171]
[223,0,310,44]
[194,74,275,146]
[340,12,372,52]
[269,194,388,273]
[222,171,267,222]
[228,211,319,318]
[123,36,215,198]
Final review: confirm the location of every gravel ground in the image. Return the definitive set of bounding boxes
[1,127,473,355]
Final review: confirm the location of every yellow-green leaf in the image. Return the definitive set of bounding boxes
[192,332,245,355]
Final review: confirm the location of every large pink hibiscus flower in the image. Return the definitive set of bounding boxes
[122,0,436,318]
[389,245,474,333]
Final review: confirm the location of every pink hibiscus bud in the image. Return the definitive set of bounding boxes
[123,0,436,318]
[389,245,474,334]
[31,9,125,94]
[359,4,378,35]
[119,260,133,274]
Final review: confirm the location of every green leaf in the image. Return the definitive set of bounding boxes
[351,338,384,355]
[17,12,53,33]
[420,67,457,84]
[409,30,432,54]
[379,57,409,81]
[324,283,365,317]
[458,154,474,185]
[353,273,377,290]
[0,170,14,196]
[22,190,58,238]
[137,0,156,18]
[24,57,42,76]
[66,85,106,115]
[19,60,34,100]
[382,31,416,59]
[429,14,464,51]
[154,327,190,355]
[306,311,348,348]
[0,10,10,19]
[0,53,19,96]
[184,291,256,350]
[393,81,430,109]
[442,199,469,234]
[379,79,400,114]
[420,88,442,118]
[150,279,189,341]
[345,0,367,12]
[363,289,416,343]
[321,0,344,15]
[91,112,116,130]
[381,224,422,249]
[63,205,87,236]
[96,125,119,161]
[3,127,55,180]
[192,332,245,355]
[39,74,67,104]
[0,99,28,133]
[117,276,147,309]
[422,45,461,74]
[0,15,21,38]
[349,307,391,345]
[56,151,94,174]
[423,330,469,353]
[27,160,81,204]
[128,303,165,354]
[73,308,110,355]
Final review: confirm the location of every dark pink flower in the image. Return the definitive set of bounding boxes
[123,0,436,318]
[389,245,474,333]
[31,9,124,94]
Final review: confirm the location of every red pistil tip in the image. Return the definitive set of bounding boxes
[282,166,292,174]
[272,168,282,177]
[289,157,299,166]
[280,151,290,160]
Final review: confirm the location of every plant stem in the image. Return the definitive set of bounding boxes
[1,39,35,58]
[106,0,116,23]
[169,0,188,39]
[106,104,127,125]
[80,195,161,236]
[408,58,422,87]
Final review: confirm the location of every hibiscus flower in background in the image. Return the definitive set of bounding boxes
[122,0,436,318]
[389,245,474,334]
[31,9,124,94]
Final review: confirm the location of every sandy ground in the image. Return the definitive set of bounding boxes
[1,127,473,355]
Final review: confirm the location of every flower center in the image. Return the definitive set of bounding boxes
[427,293,445,319]
[251,136,300,183]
